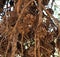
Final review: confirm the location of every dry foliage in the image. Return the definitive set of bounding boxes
[0,0,60,57]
